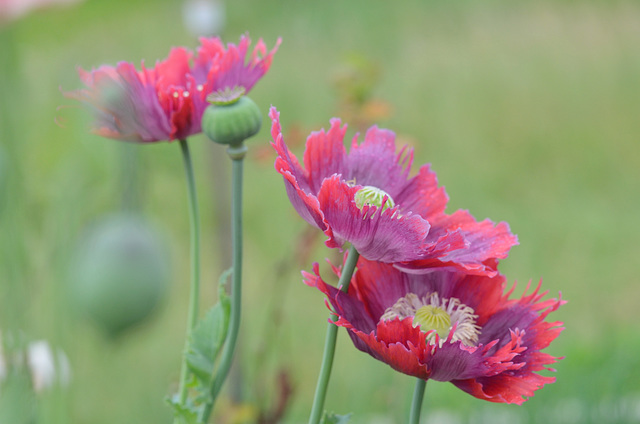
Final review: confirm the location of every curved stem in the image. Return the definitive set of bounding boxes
[176,139,202,408]
[308,246,360,424]
[409,379,427,424]
[199,145,246,423]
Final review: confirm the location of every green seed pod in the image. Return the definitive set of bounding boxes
[354,185,395,213]
[68,214,170,337]
[201,87,262,147]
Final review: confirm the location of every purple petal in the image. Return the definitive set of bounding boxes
[317,175,431,261]
[347,126,412,198]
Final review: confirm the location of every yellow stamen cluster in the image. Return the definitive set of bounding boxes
[414,305,452,339]
[380,292,480,347]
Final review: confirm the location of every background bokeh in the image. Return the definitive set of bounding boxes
[1,0,639,423]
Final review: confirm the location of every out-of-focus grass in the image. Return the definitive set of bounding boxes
[1,0,639,423]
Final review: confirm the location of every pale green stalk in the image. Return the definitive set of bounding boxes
[308,245,360,424]
[198,144,247,423]
[175,139,202,412]
[409,379,427,424]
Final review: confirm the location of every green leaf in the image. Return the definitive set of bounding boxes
[165,395,198,424]
[322,412,352,424]
[185,269,232,389]
[168,269,232,421]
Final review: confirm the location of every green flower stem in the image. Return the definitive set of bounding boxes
[308,245,360,424]
[409,378,427,424]
[176,139,202,408]
[199,144,247,423]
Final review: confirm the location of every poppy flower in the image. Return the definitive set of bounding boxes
[65,35,280,142]
[0,0,82,23]
[303,257,564,404]
[271,108,517,275]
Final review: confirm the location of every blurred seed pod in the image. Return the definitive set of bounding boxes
[68,213,170,337]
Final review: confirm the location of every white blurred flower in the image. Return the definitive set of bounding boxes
[0,332,71,395]
[182,0,225,37]
[27,340,70,393]
[0,340,6,382]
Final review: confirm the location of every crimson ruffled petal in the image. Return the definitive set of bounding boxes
[394,164,448,219]
[302,119,348,194]
[397,210,518,276]
[350,319,432,380]
[347,126,412,199]
[305,258,563,404]
[270,108,331,235]
[317,175,431,262]
[65,36,278,143]
[271,108,517,269]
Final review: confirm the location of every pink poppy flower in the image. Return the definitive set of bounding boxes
[271,108,517,275]
[303,257,564,404]
[65,35,280,142]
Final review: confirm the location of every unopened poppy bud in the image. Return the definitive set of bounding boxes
[202,86,262,147]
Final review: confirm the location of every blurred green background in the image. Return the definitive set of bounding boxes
[1,0,639,422]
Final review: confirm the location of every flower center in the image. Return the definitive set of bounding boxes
[207,85,246,105]
[380,293,480,347]
[354,186,395,212]
[414,305,451,339]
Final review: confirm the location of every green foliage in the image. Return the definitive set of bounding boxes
[166,396,198,424]
[170,269,232,421]
[186,269,232,392]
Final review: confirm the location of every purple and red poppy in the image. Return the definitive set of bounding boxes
[271,108,517,276]
[303,257,564,404]
[65,35,280,142]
